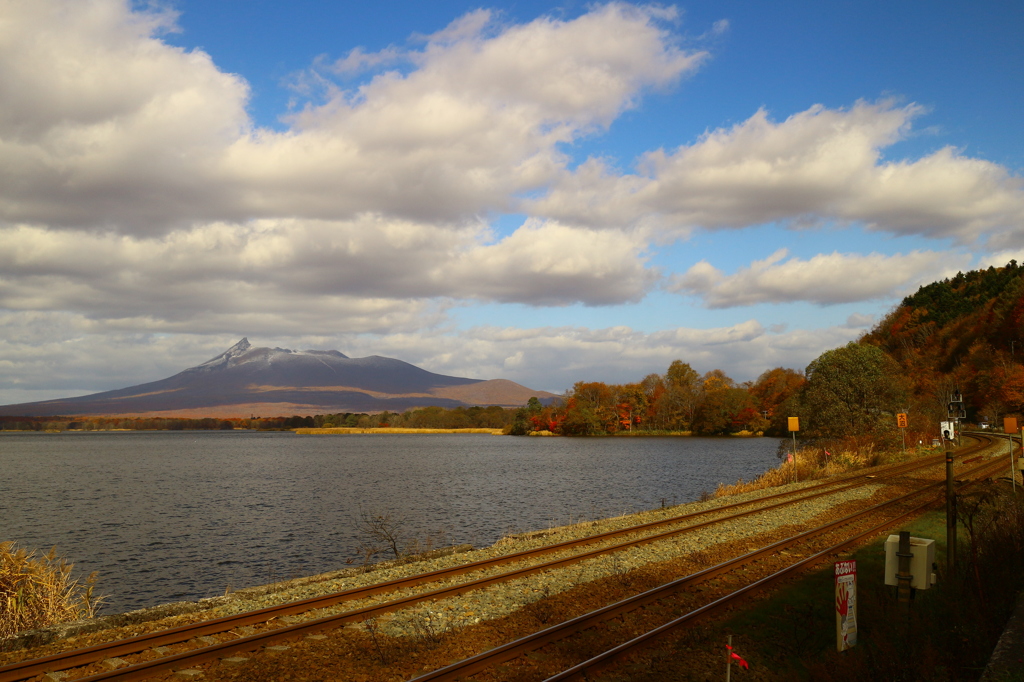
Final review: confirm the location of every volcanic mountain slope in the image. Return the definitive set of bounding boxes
[0,339,557,417]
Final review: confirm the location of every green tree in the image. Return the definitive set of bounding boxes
[507,408,532,435]
[692,370,738,434]
[801,342,908,440]
[560,398,601,435]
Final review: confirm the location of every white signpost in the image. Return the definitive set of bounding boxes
[835,560,857,651]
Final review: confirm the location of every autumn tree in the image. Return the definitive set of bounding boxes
[640,373,666,429]
[614,383,648,431]
[750,367,806,435]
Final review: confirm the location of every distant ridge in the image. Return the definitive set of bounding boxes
[0,338,558,417]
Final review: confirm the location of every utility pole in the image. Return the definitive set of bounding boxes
[896,531,913,616]
[944,433,955,574]
[1006,417,1018,494]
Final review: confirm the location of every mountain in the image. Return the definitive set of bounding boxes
[0,338,558,417]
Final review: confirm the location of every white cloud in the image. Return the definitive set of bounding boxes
[0,221,440,326]
[0,1,703,233]
[331,319,852,390]
[668,249,971,307]
[0,314,243,398]
[978,250,1024,269]
[442,220,657,305]
[0,217,658,329]
[0,0,250,231]
[844,313,875,329]
[327,46,405,76]
[529,101,1024,243]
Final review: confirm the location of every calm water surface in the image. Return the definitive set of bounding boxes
[1,431,782,613]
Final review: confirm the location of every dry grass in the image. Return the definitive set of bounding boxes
[1,542,103,640]
[294,427,503,435]
[713,444,910,497]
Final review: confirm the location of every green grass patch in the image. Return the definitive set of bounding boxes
[721,489,1024,681]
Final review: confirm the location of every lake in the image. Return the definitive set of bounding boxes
[0,431,783,614]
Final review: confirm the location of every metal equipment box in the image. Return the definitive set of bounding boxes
[884,535,935,590]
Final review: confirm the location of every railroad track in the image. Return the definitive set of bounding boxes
[414,434,1012,681]
[0,436,995,682]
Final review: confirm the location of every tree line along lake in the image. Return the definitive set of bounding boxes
[1,430,782,613]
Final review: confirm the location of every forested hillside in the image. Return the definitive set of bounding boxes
[863,261,1024,428]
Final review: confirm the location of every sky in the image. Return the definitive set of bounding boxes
[1,0,1023,404]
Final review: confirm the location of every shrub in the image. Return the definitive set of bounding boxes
[1,542,103,640]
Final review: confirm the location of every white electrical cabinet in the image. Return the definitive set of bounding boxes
[884,535,936,590]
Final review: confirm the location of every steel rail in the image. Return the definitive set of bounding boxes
[410,438,1004,681]
[543,448,1012,681]
[0,439,985,682]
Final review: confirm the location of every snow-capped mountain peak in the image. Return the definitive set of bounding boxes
[195,337,253,370]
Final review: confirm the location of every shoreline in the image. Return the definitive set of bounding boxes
[0,476,807,654]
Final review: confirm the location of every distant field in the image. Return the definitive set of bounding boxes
[293,427,505,435]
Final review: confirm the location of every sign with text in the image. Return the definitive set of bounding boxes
[1006,417,1018,434]
[788,417,800,432]
[835,560,858,651]
[896,413,908,429]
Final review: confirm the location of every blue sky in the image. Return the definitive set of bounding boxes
[0,0,1022,403]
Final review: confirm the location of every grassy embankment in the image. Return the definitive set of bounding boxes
[713,442,918,498]
[0,542,103,641]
